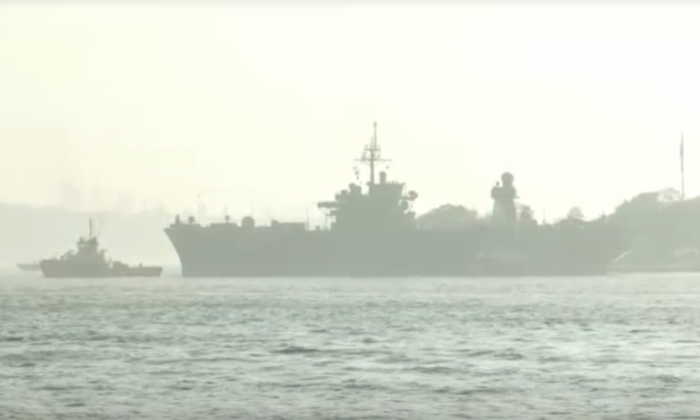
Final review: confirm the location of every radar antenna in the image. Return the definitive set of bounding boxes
[357,121,390,185]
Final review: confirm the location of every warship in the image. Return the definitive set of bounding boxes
[40,220,163,278]
[165,123,626,277]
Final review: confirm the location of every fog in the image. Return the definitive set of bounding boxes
[1,2,699,264]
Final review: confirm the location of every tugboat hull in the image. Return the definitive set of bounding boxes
[39,260,163,279]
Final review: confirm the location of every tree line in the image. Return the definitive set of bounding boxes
[416,188,698,253]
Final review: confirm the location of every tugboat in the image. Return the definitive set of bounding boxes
[39,220,163,278]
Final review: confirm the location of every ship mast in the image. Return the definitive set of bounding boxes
[680,132,686,201]
[357,121,390,185]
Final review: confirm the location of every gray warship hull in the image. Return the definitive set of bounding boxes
[165,123,626,278]
[165,225,622,277]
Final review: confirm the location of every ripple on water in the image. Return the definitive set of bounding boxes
[2,274,700,419]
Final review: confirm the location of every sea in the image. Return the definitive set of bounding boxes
[1,272,699,420]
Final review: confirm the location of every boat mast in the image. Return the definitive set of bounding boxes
[680,132,686,201]
[358,121,389,185]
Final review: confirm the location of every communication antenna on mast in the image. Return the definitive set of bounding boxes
[356,121,390,185]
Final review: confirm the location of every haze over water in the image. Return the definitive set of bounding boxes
[2,273,699,419]
[3,3,700,419]
[2,3,700,218]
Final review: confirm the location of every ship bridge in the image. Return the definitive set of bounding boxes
[318,122,417,231]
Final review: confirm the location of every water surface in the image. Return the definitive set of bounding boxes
[1,274,699,419]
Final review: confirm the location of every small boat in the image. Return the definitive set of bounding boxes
[16,261,41,272]
[39,220,163,279]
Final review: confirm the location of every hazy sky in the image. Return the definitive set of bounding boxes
[0,2,698,221]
